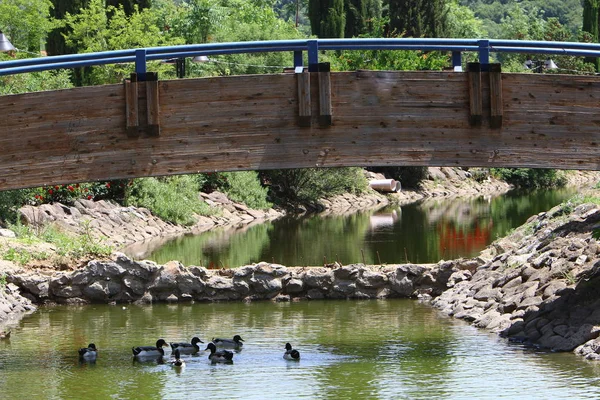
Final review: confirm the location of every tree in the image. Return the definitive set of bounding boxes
[582,0,599,70]
[308,0,346,37]
[62,0,184,84]
[106,0,152,15]
[0,0,57,52]
[386,0,449,38]
[344,0,382,38]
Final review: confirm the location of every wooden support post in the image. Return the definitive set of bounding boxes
[296,70,311,127]
[489,63,503,129]
[146,72,160,136]
[318,62,332,127]
[467,62,482,127]
[125,73,139,138]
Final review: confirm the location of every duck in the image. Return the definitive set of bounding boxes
[170,337,203,355]
[132,339,168,358]
[170,348,185,369]
[212,335,244,350]
[283,343,300,361]
[205,342,234,364]
[78,343,98,361]
[0,330,11,340]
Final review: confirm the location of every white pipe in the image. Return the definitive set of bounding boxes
[369,179,398,192]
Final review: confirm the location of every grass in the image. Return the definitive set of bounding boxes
[1,221,112,266]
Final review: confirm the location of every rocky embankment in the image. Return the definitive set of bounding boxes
[6,254,472,305]
[432,199,600,360]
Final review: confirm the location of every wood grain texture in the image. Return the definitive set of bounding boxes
[1,71,600,190]
[296,72,311,127]
[489,63,503,129]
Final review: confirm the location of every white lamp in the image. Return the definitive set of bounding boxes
[0,31,15,52]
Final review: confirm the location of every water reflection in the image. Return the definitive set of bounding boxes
[1,300,600,399]
[125,188,575,267]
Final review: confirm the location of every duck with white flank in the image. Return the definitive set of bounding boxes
[78,343,98,361]
[283,343,300,361]
[205,342,234,364]
[212,335,244,350]
[132,339,169,358]
[170,337,203,355]
[170,348,185,369]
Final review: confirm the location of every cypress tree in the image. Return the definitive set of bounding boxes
[47,0,90,56]
[308,0,346,38]
[582,0,599,70]
[387,0,448,38]
[344,0,382,37]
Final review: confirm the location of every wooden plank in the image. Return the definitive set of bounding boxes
[318,63,332,127]
[146,72,160,136]
[296,71,311,127]
[1,71,600,191]
[489,63,503,129]
[467,63,482,127]
[125,73,139,138]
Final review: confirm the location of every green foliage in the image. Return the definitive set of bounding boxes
[387,0,449,38]
[0,68,73,95]
[0,0,59,52]
[493,6,596,74]
[490,168,567,188]
[460,0,583,37]
[62,0,185,84]
[0,189,36,225]
[125,176,214,225]
[445,0,486,38]
[344,0,382,37]
[2,222,111,264]
[262,167,367,209]
[330,19,450,71]
[221,171,272,210]
[308,0,346,37]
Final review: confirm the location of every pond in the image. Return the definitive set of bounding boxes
[127,188,576,268]
[1,299,600,399]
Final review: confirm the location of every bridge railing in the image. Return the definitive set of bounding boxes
[1,38,600,78]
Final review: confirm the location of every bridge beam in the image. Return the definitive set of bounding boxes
[1,71,600,191]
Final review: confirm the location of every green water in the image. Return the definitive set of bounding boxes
[133,188,575,268]
[1,300,600,399]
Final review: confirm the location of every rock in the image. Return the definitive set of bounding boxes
[284,278,304,294]
[0,229,16,238]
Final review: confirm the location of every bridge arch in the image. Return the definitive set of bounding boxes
[1,39,600,190]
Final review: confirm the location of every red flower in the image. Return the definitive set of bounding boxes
[48,189,53,195]
[87,195,93,200]
[75,183,80,188]
[55,185,60,190]
[68,186,74,191]
[106,182,111,188]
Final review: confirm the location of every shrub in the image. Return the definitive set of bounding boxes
[490,168,567,188]
[221,171,272,210]
[0,189,35,225]
[261,167,368,209]
[125,176,214,225]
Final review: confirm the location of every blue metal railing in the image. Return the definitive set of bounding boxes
[1,38,600,78]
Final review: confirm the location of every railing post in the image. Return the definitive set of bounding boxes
[135,49,147,81]
[294,50,303,68]
[452,51,462,72]
[478,40,490,72]
[308,40,319,72]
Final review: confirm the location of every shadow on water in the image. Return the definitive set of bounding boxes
[124,188,576,267]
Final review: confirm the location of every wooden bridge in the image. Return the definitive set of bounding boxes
[1,38,600,191]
